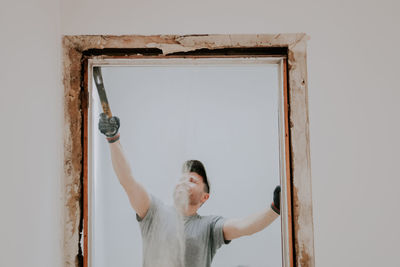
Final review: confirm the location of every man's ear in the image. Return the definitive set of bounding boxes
[201,193,210,203]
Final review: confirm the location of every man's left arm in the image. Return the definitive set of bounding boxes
[223,185,281,241]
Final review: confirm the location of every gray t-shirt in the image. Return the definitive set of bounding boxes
[136,194,231,267]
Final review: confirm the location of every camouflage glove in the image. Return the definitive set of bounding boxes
[271,185,281,215]
[98,113,120,143]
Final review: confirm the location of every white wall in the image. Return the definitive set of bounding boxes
[61,0,400,266]
[2,0,398,266]
[0,0,63,267]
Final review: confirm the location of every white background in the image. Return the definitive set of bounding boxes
[1,0,399,266]
[92,63,282,267]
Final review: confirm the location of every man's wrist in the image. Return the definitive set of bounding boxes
[107,133,120,143]
[270,202,280,215]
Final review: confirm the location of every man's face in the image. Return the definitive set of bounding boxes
[175,172,209,206]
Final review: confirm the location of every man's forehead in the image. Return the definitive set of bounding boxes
[189,171,202,178]
[181,172,203,182]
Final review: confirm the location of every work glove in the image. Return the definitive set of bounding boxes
[98,113,120,143]
[271,185,281,215]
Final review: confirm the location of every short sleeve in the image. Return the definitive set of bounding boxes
[210,216,231,252]
[136,194,160,234]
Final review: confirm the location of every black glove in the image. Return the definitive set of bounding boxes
[271,185,281,215]
[98,113,120,143]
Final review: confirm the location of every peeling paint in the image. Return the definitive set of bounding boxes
[62,34,314,267]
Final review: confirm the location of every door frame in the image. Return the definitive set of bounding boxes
[62,33,314,267]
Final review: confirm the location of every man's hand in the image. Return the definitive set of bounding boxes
[271,185,281,215]
[98,113,120,143]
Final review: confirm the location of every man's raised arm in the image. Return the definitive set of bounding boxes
[98,113,150,218]
[223,186,281,240]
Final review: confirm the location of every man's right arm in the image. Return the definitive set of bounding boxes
[109,140,150,219]
[99,113,150,218]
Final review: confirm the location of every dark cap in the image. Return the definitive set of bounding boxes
[182,160,210,193]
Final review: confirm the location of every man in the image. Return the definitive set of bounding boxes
[99,113,281,267]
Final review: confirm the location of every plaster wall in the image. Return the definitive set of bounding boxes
[61,1,400,266]
[1,0,398,266]
[0,0,63,267]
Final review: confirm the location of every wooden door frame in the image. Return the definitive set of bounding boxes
[62,34,314,267]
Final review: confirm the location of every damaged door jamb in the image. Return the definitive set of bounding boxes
[62,34,314,267]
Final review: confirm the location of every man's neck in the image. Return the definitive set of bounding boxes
[183,205,199,216]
